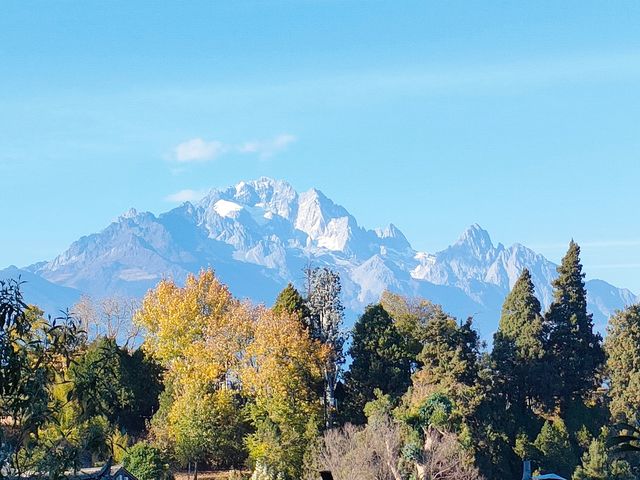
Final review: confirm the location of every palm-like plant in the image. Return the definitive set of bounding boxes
[609,422,640,453]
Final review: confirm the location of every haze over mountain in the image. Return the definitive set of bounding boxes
[3,177,636,337]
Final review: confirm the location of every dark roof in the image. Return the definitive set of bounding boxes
[9,459,139,480]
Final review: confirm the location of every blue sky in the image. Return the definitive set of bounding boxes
[1,1,640,292]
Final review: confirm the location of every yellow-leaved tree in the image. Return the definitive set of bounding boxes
[241,308,327,479]
[134,269,253,476]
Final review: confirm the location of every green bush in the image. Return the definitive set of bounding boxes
[123,442,173,480]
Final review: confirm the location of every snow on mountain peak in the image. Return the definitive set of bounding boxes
[294,188,350,240]
[213,199,243,218]
[234,177,298,219]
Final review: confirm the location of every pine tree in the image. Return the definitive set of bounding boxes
[533,419,576,478]
[572,429,633,480]
[492,268,547,410]
[604,304,640,423]
[273,283,310,327]
[545,241,604,408]
[342,304,411,424]
[417,311,481,389]
[408,309,483,424]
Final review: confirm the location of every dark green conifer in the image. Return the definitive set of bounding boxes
[533,419,575,478]
[342,304,411,424]
[545,241,604,408]
[273,283,310,326]
[492,268,547,410]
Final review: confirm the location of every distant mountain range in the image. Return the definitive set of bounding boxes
[2,177,637,338]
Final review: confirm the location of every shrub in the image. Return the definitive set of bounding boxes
[123,442,173,480]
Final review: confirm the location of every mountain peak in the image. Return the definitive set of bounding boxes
[119,208,139,220]
[375,223,411,250]
[455,224,494,255]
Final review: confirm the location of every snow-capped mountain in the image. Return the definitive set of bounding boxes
[7,177,637,338]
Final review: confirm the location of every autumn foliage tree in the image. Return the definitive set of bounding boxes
[135,270,253,475]
[242,308,326,479]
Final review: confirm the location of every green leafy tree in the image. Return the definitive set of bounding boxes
[69,337,123,423]
[605,304,640,423]
[70,337,163,436]
[545,242,604,410]
[0,279,84,477]
[342,304,411,424]
[380,291,446,367]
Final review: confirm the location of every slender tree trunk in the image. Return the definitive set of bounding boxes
[324,363,337,427]
[194,461,198,480]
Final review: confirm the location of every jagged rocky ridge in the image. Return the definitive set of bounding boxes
[4,177,637,338]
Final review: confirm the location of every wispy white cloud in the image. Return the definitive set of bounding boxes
[171,134,296,163]
[174,138,226,162]
[165,189,207,203]
[238,134,297,159]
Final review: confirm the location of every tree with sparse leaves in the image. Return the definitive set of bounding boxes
[304,267,345,428]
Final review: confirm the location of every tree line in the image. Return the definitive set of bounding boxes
[1,242,640,480]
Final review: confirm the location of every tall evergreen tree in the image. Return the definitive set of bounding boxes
[545,241,604,409]
[273,283,310,327]
[605,304,640,423]
[342,304,411,424]
[492,268,547,411]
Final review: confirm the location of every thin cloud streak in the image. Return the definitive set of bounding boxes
[174,138,226,163]
[171,134,296,163]
[135,49,640,109]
